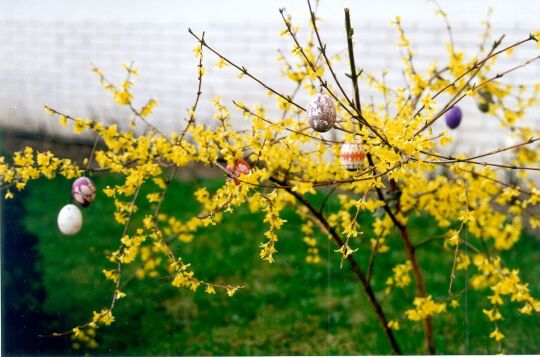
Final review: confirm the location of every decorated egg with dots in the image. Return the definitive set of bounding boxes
[307,93,336,132]
[445,106,462,129]
[72,176,96,207]
[340,142,365,171]
[57,204,83,235]
[226,158,251,185]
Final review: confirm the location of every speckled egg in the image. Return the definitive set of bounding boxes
[340,142,365,171]
[57,204,83,235]
[307,93,336,132]
[72,176,96,207]
[226,158,251,185]
[445,106,462,129]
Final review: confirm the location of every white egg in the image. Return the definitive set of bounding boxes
[57,204,83,235]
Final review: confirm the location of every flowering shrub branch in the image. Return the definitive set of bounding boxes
[2,1,540,354]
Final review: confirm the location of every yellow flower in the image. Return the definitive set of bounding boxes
[483,308,502,321]
[73,118,89,134]
[489,328,504,341]
[405,296,446,321]
[532,30,540,48]
[387,320,400,330]
[388,261,412,288]
[227,287,238,297]
[146,192,161,203]
[122,64,138,75]
[421,92,434,109]
[113,90,132,105]
[200,216,215,227]
[215,58,227,69]
[205,285,216,294]
[140,99,157,117]
[192,45,202,58]
[58,115,67,127]
[335,243,358,259]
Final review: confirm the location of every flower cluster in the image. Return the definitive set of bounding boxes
[405,295,447,321]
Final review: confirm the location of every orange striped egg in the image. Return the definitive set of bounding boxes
[340,143,365,171]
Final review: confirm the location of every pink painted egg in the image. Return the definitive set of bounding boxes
[226,158,251,185]
[71,176,96,207]
[307,93,336,132]
[340,142,365,171]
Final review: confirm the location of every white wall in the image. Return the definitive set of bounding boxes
[0,0,539,157]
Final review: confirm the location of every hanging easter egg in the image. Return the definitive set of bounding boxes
[445,106,462,129]
[477,90,493,113]
[57,204,83,235]
[340,142,365,171]
[226,158,251,185]
[306,93,336,132]
[71,176,96,207]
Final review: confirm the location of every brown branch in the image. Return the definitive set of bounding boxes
[306,0,354,109]
[340,10,433,351]
[188,28,305,112]
[398,221,435,354]
[344,8,362,116]
[341,8,394,151]
[414,234,446,250]
[180,32,206,143]
[273,177,402,354]
[455,167,533,196]
[279,8,356,118]
[232,100,342,144]
[364,154,434,353]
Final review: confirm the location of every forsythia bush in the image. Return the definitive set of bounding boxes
[2,2,540,354]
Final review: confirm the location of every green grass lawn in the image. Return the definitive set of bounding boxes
[18,174,540,355]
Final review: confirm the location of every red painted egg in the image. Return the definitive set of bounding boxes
[226,159,251,185]
[307,93,336,132]
[340,143,365,171]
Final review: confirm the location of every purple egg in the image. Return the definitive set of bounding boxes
[445,106,462,129]
[71,176,96,207]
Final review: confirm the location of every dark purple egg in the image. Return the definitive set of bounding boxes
[71,176,96,207]
[445,106,462,129]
